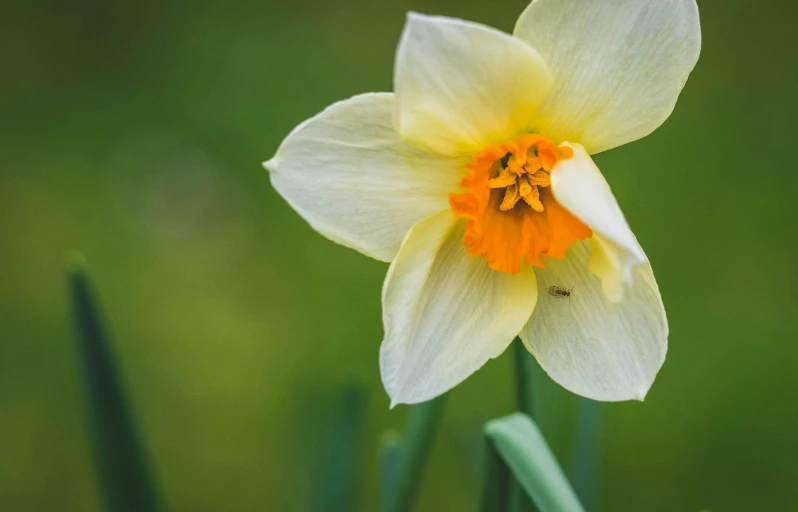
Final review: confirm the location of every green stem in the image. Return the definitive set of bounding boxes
[512,338,540,512]
[480,438,510,512]
[508,481,527,512]
[513,338,539,421]
[570,398,600,512]
[378,431,403,512]
[384,395,447,512]
[311,387,365,512]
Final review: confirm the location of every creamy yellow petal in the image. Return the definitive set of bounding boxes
[520,240,667,401]
[380,211,538,406]
[550,143,645,301]
[394,13,554,157]
[264,93,467,262]
[514,0,701,154]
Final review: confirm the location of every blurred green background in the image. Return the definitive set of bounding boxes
[1,0,797,510]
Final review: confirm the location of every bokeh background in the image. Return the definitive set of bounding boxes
[2,0,797,510]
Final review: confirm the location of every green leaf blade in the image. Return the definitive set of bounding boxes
[485,413,584,512]
[68,260,162,512]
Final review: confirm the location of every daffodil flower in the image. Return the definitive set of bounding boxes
[264,0,701,405]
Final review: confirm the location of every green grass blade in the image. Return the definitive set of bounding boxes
[67,258,161,512]
[485,413,584,512]
[311,386,366,512]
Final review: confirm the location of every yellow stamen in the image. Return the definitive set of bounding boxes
[524,156,541,171]
[487,169,518,189]
[522,185,544,212]
[517,174,533,197]
[499,183,521,211]
[489,141,553,215]
[527,170,550,188]
[507,159,526,175]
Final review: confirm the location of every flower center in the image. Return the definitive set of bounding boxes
[487,147,552,213]
[449,134,592,274]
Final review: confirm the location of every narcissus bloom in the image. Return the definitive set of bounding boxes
[265,0,701,405]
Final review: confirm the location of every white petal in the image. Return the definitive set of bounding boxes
[514,0,701,153]
[264,93,467,262]
[380,211,538,405]
[520,240,667,401]
[550,143,645,301]
[394,13,554,157]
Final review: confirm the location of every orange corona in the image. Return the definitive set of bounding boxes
[449,134,592,274]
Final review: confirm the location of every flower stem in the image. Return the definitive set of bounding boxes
[513,338,540,422]
[511,338,541,512]
[570,398,600,511]
[382,395,446,512]
[379,431,403,510]
[480,437,510,512]
[312,387,366,512]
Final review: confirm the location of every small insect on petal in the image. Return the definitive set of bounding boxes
[547,285,573,298]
